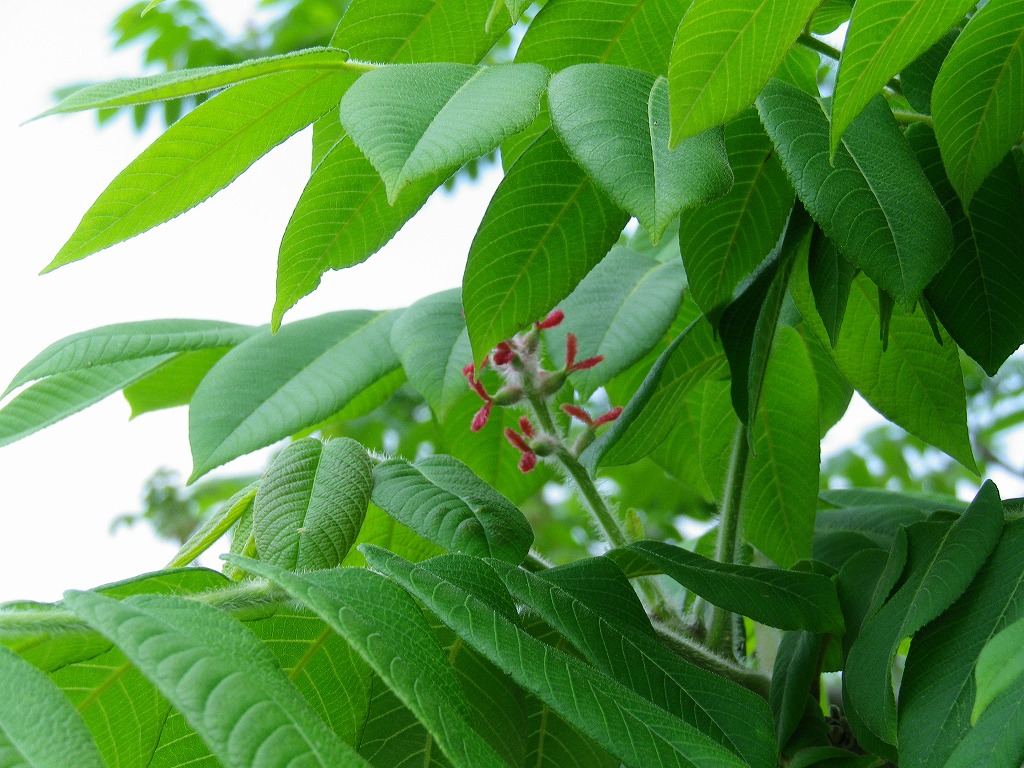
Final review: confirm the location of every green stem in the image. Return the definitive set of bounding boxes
[891,109,934,126]
[795,33,903,94]
[527,393,630,549]
[708,423,750,655]
[655,625,770,700]
[526,394,677,618]
[797,32,842,61]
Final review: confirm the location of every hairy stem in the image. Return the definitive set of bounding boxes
[527,394,630,549]
[526,394,676,618]
[655,624,770,700]
[708,423,750,655]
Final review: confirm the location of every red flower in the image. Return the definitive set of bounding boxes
[561,404,623,429]
[564,333,603,372]
[536,309,564,330]
[464,363,494,430]
[504,426,538,473]
[492,341,515,366]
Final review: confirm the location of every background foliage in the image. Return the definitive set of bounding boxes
[3,1,1024,766]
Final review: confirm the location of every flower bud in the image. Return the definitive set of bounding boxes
[492,385,524,406]
[538,370,568,397]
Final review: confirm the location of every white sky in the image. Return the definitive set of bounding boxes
[1,2,1007,605]
[0,1,498,601]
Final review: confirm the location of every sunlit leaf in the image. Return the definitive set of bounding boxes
[668,0,820,145]
[830,0,975,151]
[189,310,401,479]
[932,0,1024,204]
[550,64,732,243]
[463,129,628,360]
[342,63,548,202]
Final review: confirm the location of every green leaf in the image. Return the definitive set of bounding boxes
[36,47,354,118]
[679,109,794,321]
[791,255,976,472]
[741,326,820,567]
[463,129,629,360]
[227,558,510,768]
[897,519,1024,767]
[549,64,732,243]
[0,357,173,448]
[168,482,258,568]
[757,79,953,307]
[253,437,372,570]
[811,0,854,34]
[4,319,256,395]
[544,246,686,399]
[188,310,401,480]
[517,0,683,74]
[371,454,534,563]
[789,747,881,768]
[0,645,105,768]
[390,288,471,419]
[610,540,843,633]
[341,63,548,203]
[974,615,1024,723]
[341,502,445,568]
[49,70,356,271]
[943,677,1024,768]
[770,631,823,749]
[909,125,1024,375]
[902,31,958,115]
[276,137,441,330]
[830,0,975,151]
[806,230,857,348]
[931,0,1024,204]
[584,317,727,469]
[844,481,1004,752]
[504,0,687,167]
[524,690,618,767]
[795,323,854,437]
[63,590,370,768]
[490,557,777,767]
[123,347,231,417]
[668,0,821,146]
[296,0,514,320]
[332,0,511,65]
[719,205,809,423]
[365,549,749,768]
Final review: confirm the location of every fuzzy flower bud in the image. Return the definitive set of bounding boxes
[492,342,515,366]
[504,426,539,473]
[492,385,524,406]
[471,401,493,432]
